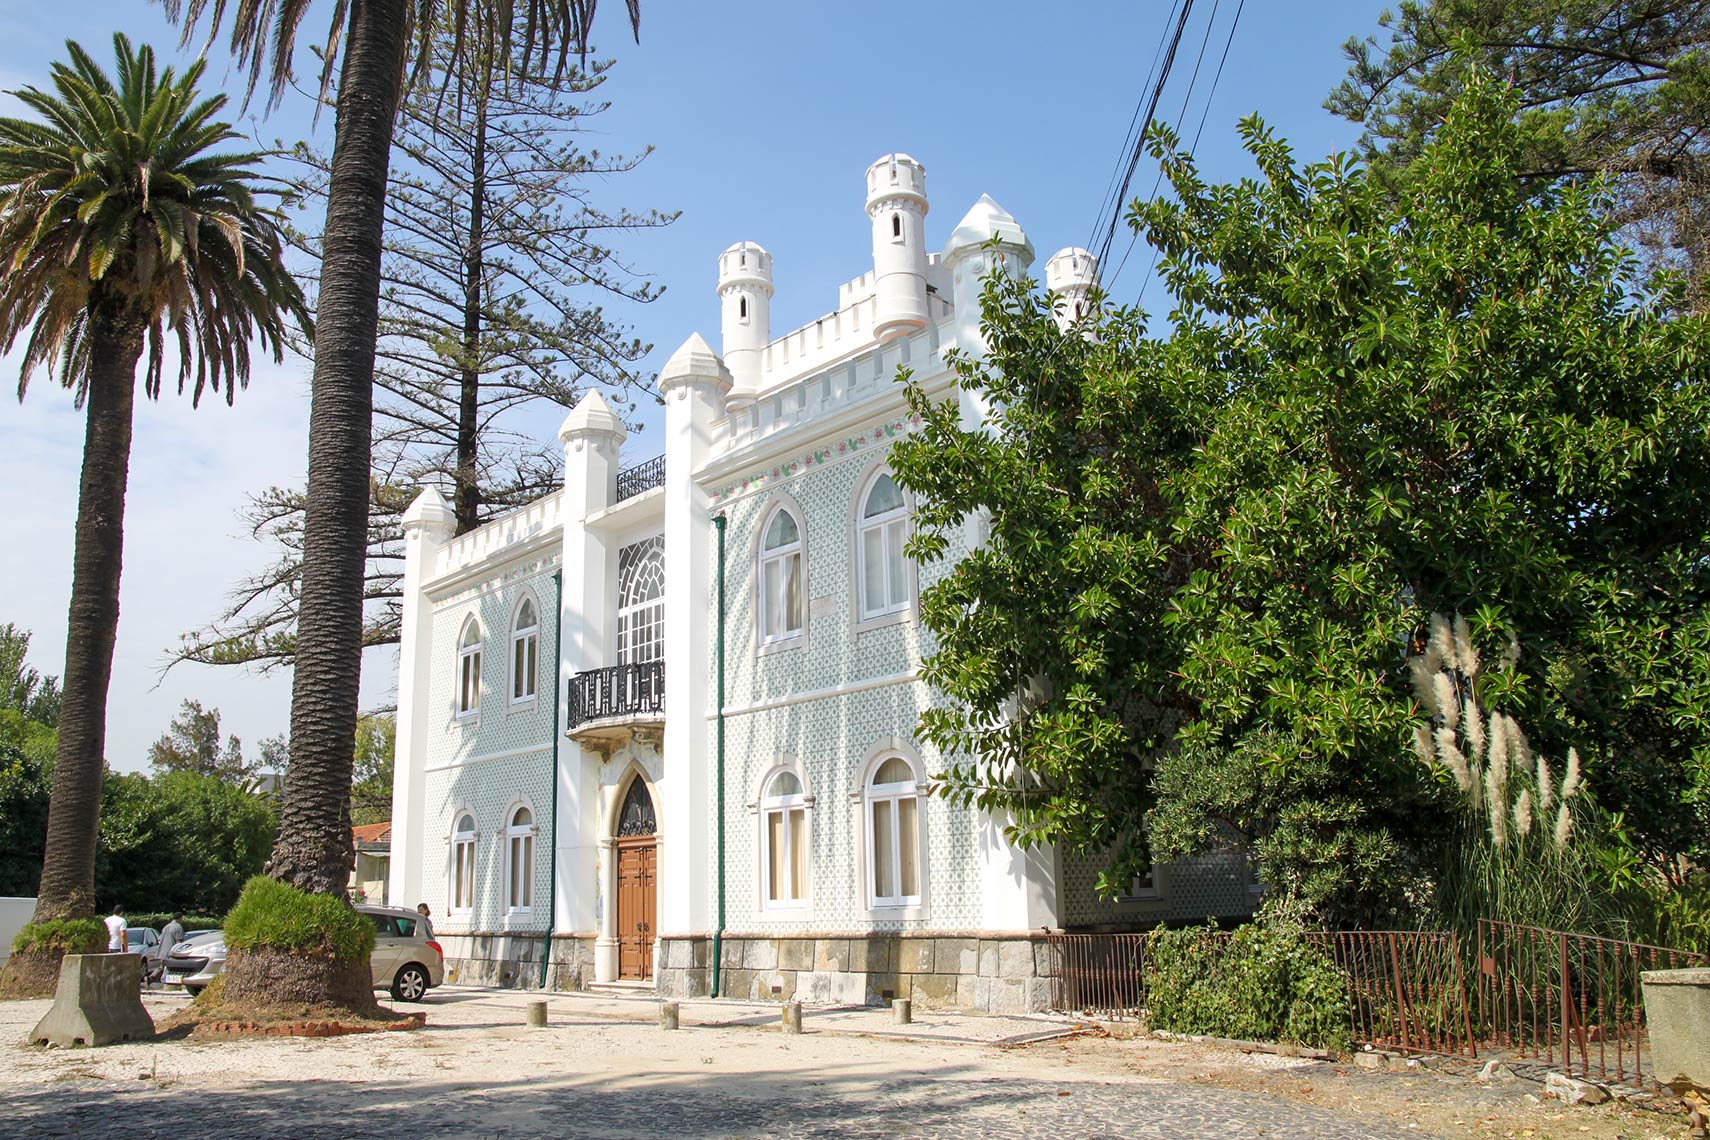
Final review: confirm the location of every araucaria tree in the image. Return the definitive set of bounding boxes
[162,0,639,1010]
[0,35,307,994]
[174,31,670,672]
[890,73,1710,927]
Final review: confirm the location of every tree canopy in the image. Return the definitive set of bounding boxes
[892,73,1710,925]
[146,698,257,784]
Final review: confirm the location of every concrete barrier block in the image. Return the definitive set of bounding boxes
[1642,968,1710,1095]
[28,954,154,1047]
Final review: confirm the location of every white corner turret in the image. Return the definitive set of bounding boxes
[717,241,773,398]
[401,484,456,538]
[866,153,931,342]
[1044,247,1100,331]
[943,194,1034,357]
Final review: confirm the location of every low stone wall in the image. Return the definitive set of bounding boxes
[656,931,1057,1014]
[438,932,595,992]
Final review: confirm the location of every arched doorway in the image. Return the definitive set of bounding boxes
[614,776,657,980]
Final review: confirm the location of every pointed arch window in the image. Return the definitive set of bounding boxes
[759,507,804,644]
[762,770,807,908]
[866,756,921,908]
[457,619,482,718]
[618,537,666,665]
[617,777,657,837]
[510,597,539,704]
[450,813,476,914]
[857,473,909,620]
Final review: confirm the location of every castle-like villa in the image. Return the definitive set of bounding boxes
[387,154,1255,1012]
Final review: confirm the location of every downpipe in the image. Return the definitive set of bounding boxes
[711,513,727,997]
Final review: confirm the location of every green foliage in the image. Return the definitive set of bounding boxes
[0,719,54,897]
[892,73,1710,927]
[0,623,60,727]
[223,876,374,961]
[147,699,256,783]
[1146,916,1352,1052]
[12,918,102,955]
[350,712,395,827]
[125,913,223,933]
[96,771,275,916]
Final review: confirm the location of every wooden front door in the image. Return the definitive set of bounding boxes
[615,839,656,979]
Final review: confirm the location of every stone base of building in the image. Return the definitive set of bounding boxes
[438,932,595,992]
[656,931,1057,1014]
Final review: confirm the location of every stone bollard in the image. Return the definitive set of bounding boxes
[781,1001,802,1034]
[526,1000,548,1028]
[1641,967,1710,1136]
[892,998,912,1025]
[659,1001,680,1031]
[28,954,154,1047]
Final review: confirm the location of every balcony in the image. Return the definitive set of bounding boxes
[615,455,666,502]
[566,662,664,750]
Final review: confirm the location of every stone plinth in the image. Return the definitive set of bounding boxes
[1642,968,1710,1095]
[28,954,154,1047]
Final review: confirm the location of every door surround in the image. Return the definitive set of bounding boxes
[595,766,661,983]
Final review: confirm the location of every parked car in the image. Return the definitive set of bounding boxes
[125,927,166,982]
[163,905,444,1002]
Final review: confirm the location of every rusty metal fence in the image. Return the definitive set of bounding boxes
[1312,931,1476,1057]
[1050,933,1150,1018]
[1478,919,1708,1087]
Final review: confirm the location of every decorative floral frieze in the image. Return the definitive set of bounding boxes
[713,414,922,503]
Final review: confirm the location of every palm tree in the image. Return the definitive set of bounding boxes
[157,1,638,1005]
[0,34,310,991]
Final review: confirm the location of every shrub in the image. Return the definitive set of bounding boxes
[222,876,374,961]
[1146,914,1352,1052]
[11,918,104,956]
[125,913,224,933]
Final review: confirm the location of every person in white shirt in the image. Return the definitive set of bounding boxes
[104,905,126,953]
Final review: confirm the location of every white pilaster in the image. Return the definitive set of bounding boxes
[389,485,455,911]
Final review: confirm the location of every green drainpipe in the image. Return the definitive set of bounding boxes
[712,513,727,997]
[539,569,564,990]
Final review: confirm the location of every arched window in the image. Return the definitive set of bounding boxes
[616,776,657,837]
[510,597,539,704]
[866,756,921,908]
[457,619,482,718]
[618,537,666,665]
[505,805,535,913]
[857,472,909,620]
[759,506,804,644]
[450,812,476,914]
[762,770,807,908]
[739,296,749,321]
[891,212,902,239]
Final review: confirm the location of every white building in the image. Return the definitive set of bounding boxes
[387,154,1254,1012]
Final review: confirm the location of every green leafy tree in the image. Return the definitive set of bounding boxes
[892,74,1710,926]
[146,699,256,783]
[0,623,61,727]
[0,735,52,898]
[1328,1,1710,306]
[350,711,394,827]
[0,36,309,950]
[96,771,276,916]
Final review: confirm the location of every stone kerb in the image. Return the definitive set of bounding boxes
[28,953,154,1047]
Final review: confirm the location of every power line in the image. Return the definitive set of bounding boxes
[1087,0,1185,255]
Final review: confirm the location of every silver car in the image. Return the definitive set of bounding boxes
[124,927,166,982]
[162,905,445,1002]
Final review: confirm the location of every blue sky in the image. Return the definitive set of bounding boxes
[0,0,1387,770]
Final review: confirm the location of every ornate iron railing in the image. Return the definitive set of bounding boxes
[567,662,664,729]
[615,455,666,502]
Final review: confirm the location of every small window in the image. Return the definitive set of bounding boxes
[506,805,535,913]
[759,506,804,644]
[891,213,902,239]
[451,813,476,914]
[457,619,482,718]
[1120,867,1160,900]
[739,296,749,321]
[762,770,807,908]
[857,473,909,620]
[510,598,539,705]
[866,756,921,908]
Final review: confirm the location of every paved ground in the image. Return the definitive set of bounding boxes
[0,986,1663,1139]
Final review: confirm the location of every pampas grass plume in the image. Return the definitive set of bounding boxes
[1514,789,1534,839]
[1536,754,1554,813]
[1434,674,1460,730]
[1562,747,1582,801]
[1408,654,1437,711]
[1464,697,1486,761]
[1486,763,1508,847]
[1453,613,1479,677]
[1428,614,1452,673]
[1554,801,1573,849]
[1413,724,1435,766]
[1434,726,1472,792]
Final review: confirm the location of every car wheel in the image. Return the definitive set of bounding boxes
[391,963,430,1002]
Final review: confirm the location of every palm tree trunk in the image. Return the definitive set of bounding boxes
[268,0,409,896]
[32,307,144,923]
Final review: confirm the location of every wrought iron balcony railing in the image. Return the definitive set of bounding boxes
[566,661,664,730]
[615,455,666,502]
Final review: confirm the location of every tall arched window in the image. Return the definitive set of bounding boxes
[891,212,902,239]
[457,619,483,718]
[762,770,807,908]
[618,537,666,665]
[857,472,909,620]
[866,756,921,908]
[739,296,749,321]
[510,597,539,704]
[759,506,804,644]
[450,812,476,914]
[505,805,535,913]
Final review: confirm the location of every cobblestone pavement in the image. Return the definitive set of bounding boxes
[0,989,1434,1140]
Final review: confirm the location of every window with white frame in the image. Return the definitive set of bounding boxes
[1120,865,1161,900]
[505,805,535,913]
[450,813,476,913]
[857,473,909,620]
[617,537,666,665]
[759,507,804,643]
[510,598,539,704]
[456,619,482,718]
[866,756,921,908]
[762,770,807,908]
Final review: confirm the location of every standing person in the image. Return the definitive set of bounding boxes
[104,905,126,953]
[415,903,430,919]
[160,913,185,953]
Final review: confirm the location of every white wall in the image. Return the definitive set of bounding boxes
[0,897,36,961]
